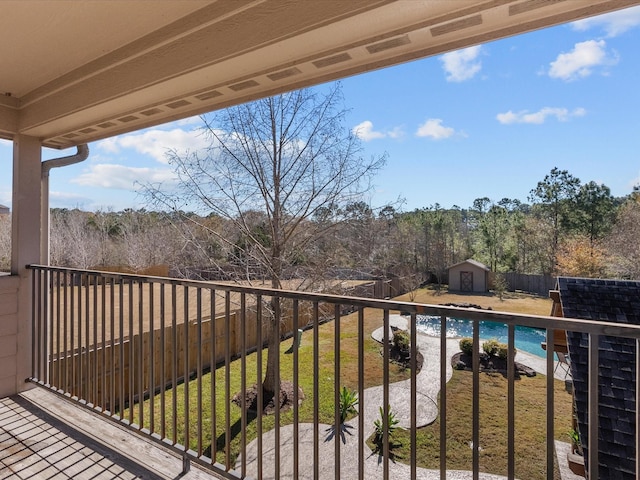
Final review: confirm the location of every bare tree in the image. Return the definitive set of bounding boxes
[119,209,180,272]
[606,193,640,279]
[86,209,122,266]
[144,83,386,398]
[50,209,100,268]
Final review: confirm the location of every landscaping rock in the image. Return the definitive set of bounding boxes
[451,351,536,378]
[439,302,493,311]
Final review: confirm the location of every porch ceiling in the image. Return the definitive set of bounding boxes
[1,0,638,149]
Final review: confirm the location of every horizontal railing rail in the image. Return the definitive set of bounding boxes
[28,265,640,480]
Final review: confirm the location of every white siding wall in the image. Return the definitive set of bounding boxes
[0,276,19,397]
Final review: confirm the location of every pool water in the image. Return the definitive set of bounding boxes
[415,315,547,358]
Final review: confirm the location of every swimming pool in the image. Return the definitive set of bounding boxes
[415,315,547,358]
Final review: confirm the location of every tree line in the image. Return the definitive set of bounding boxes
[1,169,633,281]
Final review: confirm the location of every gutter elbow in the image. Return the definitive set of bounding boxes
[41,144,89,178]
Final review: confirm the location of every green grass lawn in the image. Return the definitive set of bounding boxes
[129,289,570,476]
[131,307,411,466]
[368,369,573,480]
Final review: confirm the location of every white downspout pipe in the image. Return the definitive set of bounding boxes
[40,144,89,264]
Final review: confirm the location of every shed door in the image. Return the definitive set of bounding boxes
[460,271,473,292]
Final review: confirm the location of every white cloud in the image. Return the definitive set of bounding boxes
[440,46,483,82]
[49,191,91,208]
[175,116,203,127]
[387,126,405,139]
[352,121,385,141]
[352,120,404,141]
[96,127,208,164]
[96,136,120,154]
[571,5,640,37]
[548,40,617,81]
[415,119,455,139]
[496,107,586,125]
[71,164,176,190]
[50,191,87,201]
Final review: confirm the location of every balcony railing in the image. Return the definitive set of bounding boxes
[28,265,640,479]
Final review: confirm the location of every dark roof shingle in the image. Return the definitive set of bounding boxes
[559,277,639,479]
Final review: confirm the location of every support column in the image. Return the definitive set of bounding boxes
[12,134,43,393]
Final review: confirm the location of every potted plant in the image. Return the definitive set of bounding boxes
[567,428,585,476]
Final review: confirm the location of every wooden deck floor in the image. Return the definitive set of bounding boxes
[0,388,220,480]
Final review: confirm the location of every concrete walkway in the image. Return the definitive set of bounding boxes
[237,314,556,479]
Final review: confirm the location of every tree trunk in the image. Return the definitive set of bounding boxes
[262,295,281,396]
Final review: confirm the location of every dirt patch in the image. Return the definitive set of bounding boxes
[451,351,536,378]
[232,381,304,415]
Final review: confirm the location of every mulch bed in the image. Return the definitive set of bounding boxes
[452,352,536,378]
[387,344,425,372]
[232,381,304,415]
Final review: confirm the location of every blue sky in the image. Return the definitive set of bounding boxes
[2,6,639,212]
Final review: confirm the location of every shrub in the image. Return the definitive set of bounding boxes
[459,337,474,356]
[482,338,500,356]
[393,330,410,355]
[496,342,516,360]
[339,386,359,424]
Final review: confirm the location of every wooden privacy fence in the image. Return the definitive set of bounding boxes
[48,299,335,411]
[498,273,556,296]
[346,278,402,299]
[50,312,238,410]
